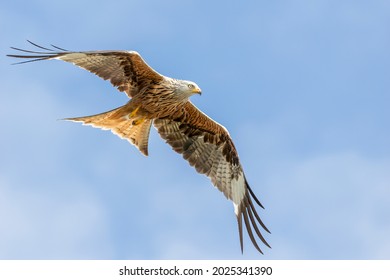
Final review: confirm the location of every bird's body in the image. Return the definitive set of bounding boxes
[8,41,270,254]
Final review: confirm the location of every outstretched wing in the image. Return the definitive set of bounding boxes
[7,41,163,98]
[153,102,271,253]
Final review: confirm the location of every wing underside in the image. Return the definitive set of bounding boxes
[154,103,271,253]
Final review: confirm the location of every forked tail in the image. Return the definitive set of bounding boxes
[64,105,152,156]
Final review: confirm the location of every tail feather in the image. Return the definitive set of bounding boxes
[64,105,152,156]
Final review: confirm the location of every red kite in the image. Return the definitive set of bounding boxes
[8,41,270,254]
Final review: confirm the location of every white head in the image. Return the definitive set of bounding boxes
[175,80,202,100]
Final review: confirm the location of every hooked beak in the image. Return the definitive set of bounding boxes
[193,87,202,95]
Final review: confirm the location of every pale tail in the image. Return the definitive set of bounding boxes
[64,105,152,156]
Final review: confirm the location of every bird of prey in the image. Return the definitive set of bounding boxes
[8,41,270,254]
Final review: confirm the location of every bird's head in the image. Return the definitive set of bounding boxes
[175,80,202,100]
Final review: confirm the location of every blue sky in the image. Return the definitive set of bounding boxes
[1,0,389,259]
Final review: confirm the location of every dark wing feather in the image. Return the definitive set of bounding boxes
[7,41,163,98]
[154,102,270,253]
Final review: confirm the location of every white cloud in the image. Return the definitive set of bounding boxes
[0,177,114,259]
[265,152,390,259]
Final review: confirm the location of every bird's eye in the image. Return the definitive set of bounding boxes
[188,84,195,89]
